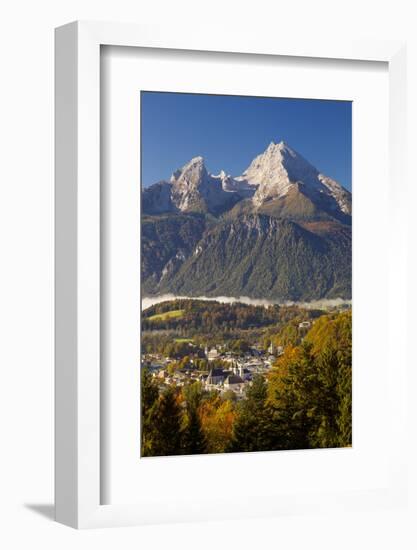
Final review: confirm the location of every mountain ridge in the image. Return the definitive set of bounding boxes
[142,141,351,221]
[141,142,352,301]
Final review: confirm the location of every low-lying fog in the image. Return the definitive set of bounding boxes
[142,293,351,311]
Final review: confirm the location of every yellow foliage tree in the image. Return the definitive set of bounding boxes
[199,397,236,454]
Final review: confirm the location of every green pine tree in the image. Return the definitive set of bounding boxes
[182,381,207,454]
[228,375,277,452]
[141,368,159,457]
[273,344,317,450]
[182,406,207,455]
[151,387,183,456]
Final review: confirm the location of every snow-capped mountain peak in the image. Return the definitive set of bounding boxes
[170,156,207,187]
[143,142,351,217]
[239,141,350,214]
[241,141,318,204]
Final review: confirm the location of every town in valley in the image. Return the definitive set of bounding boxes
[142,304,321,399]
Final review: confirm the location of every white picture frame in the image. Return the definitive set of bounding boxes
[55,20,407,529]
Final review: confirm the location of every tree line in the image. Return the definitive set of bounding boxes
[142,299,321,332]
[141,299,325,355]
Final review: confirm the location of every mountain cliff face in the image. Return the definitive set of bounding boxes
[240,141,351,214]
[143,156,253,216]
[141,142,352,301]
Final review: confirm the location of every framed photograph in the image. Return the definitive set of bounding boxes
[55,21,407,528]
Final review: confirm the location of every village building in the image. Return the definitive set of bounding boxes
[230,360,251,381]
[223,374,245,392]
[268,342,284,356]
[240,367,251,381]
[157,370,168,379]
[205,367,227,385]
[205,346,220,361]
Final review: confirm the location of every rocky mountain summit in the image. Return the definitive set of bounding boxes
[241,141,351,215]
[143,141,351,222]
[142,142,352,301]
[143,155,253,215]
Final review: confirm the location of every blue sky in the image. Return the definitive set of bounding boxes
[141,92,352,191]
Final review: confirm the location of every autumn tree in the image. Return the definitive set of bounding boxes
[268,311,352,450]
[306,310,352,447]
[199,395,236,453]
